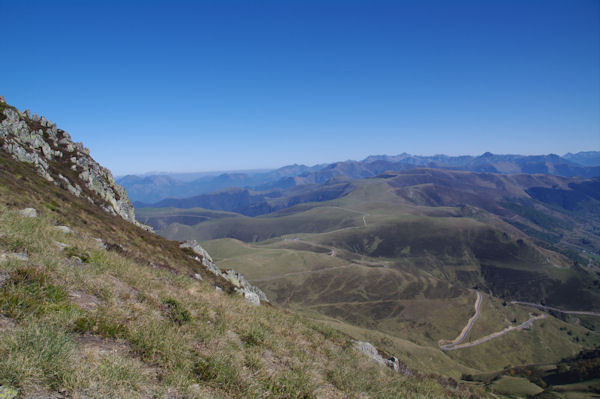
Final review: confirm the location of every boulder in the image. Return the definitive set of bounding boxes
[19,208,37,218]
[354,341,407,373]
[54,225,73,234]
[354,341,385,366]
[53,241,68,250]
[0,253,29,262]
[243,291,261,306]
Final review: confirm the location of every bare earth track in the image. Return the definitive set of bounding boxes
[439,291,482,350]
[441,314,547,351]
[510,301,600,317]
[439,292,548,351]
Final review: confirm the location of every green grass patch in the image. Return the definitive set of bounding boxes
[490,375,544,396]
[0,267,72,320]
[240,322,266,347]
[44,200,59,212]
[0,322,74,390]
[162,298,191,325]
[72,314,127,338]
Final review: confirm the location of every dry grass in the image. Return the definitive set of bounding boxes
[0,206,485,398]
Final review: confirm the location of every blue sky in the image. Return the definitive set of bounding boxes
[1,0,598,175]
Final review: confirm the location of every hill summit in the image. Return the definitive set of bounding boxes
[0,95,137,225]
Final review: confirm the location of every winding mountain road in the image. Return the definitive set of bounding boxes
[439,291,482,350]
[441,313,547,351]
[438,294,552,351]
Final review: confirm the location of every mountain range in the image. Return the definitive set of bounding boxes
[120,151,600,205]
[3,94,600,398]
[133,142,600,397]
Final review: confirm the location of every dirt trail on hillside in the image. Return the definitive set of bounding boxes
[510,301,600,317]
[439,291,482,350]
[252,264,357,282]
[440,313,547,351]
[330,206,369,227]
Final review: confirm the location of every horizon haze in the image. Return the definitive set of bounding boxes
[1,0,599,175]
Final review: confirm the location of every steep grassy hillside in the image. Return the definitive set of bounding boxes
[0,205,474,398]
[201,236,599,373]
[0,100,487,397]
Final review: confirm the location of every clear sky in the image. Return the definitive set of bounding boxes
[1,0,599,175]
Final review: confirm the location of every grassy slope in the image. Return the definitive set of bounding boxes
[202,237,600,376]
[0,152,484,398]
[135,174,600,384]
[189,179,600,378]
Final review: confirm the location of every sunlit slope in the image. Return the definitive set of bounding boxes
[0,142,483,398]
[201,235,599,366]
[139,171,600,376]
[147,172,600,311]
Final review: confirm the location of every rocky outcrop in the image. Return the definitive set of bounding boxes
[180,240,269,305]
[0,96,146,228]
[354,341,410,375]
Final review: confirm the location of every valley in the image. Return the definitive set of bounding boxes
[136,169,600,385]
[2,0,598,396]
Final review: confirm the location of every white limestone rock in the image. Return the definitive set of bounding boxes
[54,225,73,234]
[19,208,37,218]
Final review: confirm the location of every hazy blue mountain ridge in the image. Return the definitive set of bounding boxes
[119,152,600,204]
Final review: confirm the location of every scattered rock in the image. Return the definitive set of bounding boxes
[19,208,37,218]
[53,241,68,250]
[93,238,106,249]
[354,341,408,374]
[354,341,385,366]
[193,273,203,281]
[0,252,29,262]
[180,240,214,264]
[243,291,261,306]
[180,240,269,304]
[215,286,223,293]
[54,225,73,234]
[386,356,400,371]
[12,252,29,262]
[75,334,130,355]
[69,290,100,311]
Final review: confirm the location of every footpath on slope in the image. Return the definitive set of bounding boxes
[510,301,600,317]
[439,290,482,350]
